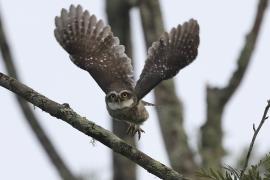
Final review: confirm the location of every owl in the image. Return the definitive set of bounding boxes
[54,5,200,139]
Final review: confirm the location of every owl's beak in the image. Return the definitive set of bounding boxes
[117,97,121,103]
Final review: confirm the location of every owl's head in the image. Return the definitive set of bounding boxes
[105,90,137,110]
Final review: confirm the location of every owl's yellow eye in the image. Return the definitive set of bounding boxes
[110,94,116,99]
[121,92,129,98]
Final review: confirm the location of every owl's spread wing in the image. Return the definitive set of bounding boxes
[135,19,200,100]
[54,5,134,94]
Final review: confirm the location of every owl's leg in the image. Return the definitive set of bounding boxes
[126,123,145,139]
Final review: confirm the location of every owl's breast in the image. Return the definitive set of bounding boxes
[106,101,148,124]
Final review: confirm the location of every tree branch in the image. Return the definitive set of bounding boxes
[0,13,77,180]
[221,0,268,104]
[0,72,187,180]
[138,0,197,175]
[200,0,268,167]
[240,100,270,177]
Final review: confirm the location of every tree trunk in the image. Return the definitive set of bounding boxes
[138,0,197,175]
[105,1,137,180]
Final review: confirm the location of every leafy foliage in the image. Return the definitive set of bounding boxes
[196,153,270,180]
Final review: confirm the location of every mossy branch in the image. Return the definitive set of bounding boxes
[0,72,186,180]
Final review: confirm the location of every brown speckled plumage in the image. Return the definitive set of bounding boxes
[54,5,200,139]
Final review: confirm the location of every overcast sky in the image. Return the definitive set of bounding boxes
[0,0,270,180]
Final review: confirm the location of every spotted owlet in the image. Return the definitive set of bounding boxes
[54,5,200,139]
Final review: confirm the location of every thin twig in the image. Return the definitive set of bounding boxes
[0,72,187,180]
[240,100,270,177]
[0,12,77,180]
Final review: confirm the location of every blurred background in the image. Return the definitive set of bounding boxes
[0,0,269,179]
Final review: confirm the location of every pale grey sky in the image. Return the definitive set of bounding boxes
[0,0,269,180]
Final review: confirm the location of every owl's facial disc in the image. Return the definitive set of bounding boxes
[106,90,135,110]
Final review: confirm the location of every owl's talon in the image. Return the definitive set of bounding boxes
[126,124,144,139]
[126,125,132,135]
[137,129,145,140]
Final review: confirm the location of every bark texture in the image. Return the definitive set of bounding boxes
[0,13,77,180]
[105,1,136,180]
[138,0,197,175]
[200,0,269,167]
[0,72,187,180]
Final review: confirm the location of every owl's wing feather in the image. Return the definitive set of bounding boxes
[135,19,200,100]
[54,5,134,94]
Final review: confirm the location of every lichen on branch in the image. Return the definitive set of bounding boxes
[0,72,186,180]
